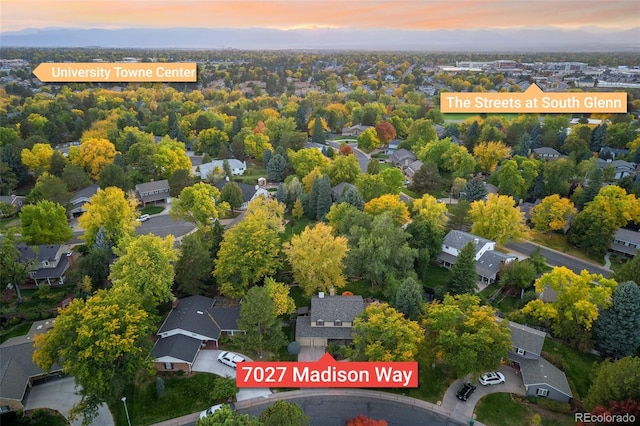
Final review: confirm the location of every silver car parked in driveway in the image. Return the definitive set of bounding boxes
[478,371,506,386]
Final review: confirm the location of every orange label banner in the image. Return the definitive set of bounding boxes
[32,62,197,82]
[441,84,626,113]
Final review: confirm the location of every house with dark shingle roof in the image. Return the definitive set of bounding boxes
[437,230,516,286]
[296,293,365,348]
[390,149,416,168]
[609,228,640,259]
[341,125,372,137]
[330,182,356,202]
[213,178,269,210]
[135,179,170,205]
[153,296,242,374]
[0,194,25,213]
[532,147,561,160]
[68,184,99,218]
[506,321,573,403]
[0,319,62,404]
[17,244,73,286]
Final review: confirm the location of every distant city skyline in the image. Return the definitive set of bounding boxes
[3,0,639,33]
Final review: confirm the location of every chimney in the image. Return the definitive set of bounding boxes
[172,297,179,309]
[330,287,335,296]
[319,292,324,298]
[473,238,479,245]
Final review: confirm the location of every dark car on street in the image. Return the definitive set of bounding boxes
[456,381,477,401]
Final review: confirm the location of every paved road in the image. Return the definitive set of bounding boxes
[136,214,196,239]
[24,376,114,426]
[505,241,611,277]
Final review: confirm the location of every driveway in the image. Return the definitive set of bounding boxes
[192,350,272,402]
[23,376,114,426]
[297,346,325,362]
[441,365,525,419]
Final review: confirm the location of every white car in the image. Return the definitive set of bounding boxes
[217,351,245,369]
[136,214,150,222]
[478,371,506,386]
[199,403,235,419]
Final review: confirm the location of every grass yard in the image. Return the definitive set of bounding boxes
[113,373,232,426]
[528,232,604,265]
[387,362,455,403]
[542,338,601,401]
[288,285,310,309]
[0,216,20,229]
[476,393,575,426]
[281,216,314,242]
[342,278,385,300]
[442,113,519,122]
[401,188,419,199]
[21,408,70,426]
[140,205,164,215]
[422,264,450,290]
[0,320,32,344]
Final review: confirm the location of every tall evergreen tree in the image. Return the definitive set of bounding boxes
[530,123,542,149]
[237,286,287,355]
[266,153,288,183]
[448,242,477,295]
[311,116,326,144]
[263,149,272,168]
[460,178,487,202]
[339,186,365,210]
[594,281,640,358]
[590,123,607,152]
[275,184,287,205]
[394,277,424,321]
[222,159,232,179]
[577,168,603,210]
[514,132,532,157]
[315,175,332,221]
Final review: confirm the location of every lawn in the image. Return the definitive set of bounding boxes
[528,232,604,265]
[140,205,164,215]
[476,393,575,426]
[0,320,32,344]
[542,338,601,401]
[281,216,314,242]
[342,278,385,300]
[422,264,450,290]
[0,216,20,229]
[20,408,70,426]
[386,362,455,403]
[401,188,419,199]
[442,113,519,122]
[113,373,231,426]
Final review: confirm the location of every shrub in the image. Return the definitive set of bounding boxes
[541,351,567,370]
[537,398,572,414]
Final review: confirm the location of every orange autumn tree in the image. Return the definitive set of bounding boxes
[346,414,388,426]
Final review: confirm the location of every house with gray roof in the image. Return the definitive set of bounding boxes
[609,228,640,259]
[135,179,170,205]
[331,182,356,202]
[341,125,371,137]
[0,319,62,404]
[153,296,242,374]
[437,230,516,286]
[596,159,637,180]
[17,244,73,286]
[213,178,269,210]
[197,159,247,180]
[405,160,424,179]
[390,149,417,168]
[68,184,99,218]
[506,321,573,403]
[296,292,365,348]
[0,194,25,213]
[532,147,561,160]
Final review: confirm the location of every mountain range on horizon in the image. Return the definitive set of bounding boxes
[1,26,639,52]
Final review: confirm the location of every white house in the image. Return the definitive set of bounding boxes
[198,159,247,180]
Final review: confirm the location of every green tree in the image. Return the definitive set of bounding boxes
[495,159,526,198]
[311,115,326,144]
[26,172,71,206]
[0,231,33,302]
[349,303,424,362]
[423,294,512,377]
[543,158,574,197]
[259,400,310,426]
[99,163,130,191]
[339,185,365,210]
[577,168,603,210]
[366,158,380,175]
[355,173,388,201]
[315,174,332,221]
[447,199,471,231]
[33,289,154,425]
[287,148,330,178]
[460,178,487,202]
[237,286,287,355]
[394,277,424,320]
[167,168,193,197]
[594,281,640,358]
[110,234,178,311]
[584,357,640,410]
[214,198,284,298]
[284,223,348,297]
[530,194,576,234]
[61,163,92,192]
[20,200,73,245]
[406,217,445,279]
[49,150,68,177]
[470,194,528,244]
[499,259,536,289]
[174,231,216,296]
[197,404,260,426]
[78,187,138,248]
[328,154,360,186]
[220,181,244,211]
[613,255,640,284]
[77,246,112,288]
[266,153,289,183]
[357,127,380,151]
[170,182,229,229]
[404,118,437,150]
[448,242,478,295]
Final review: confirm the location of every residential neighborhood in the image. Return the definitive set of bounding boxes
[1,43,640,426]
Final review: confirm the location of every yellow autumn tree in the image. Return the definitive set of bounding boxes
[244,133,273,161]
[78,187,139,248]
[284,223,348,297]
[470,193,528,244]
[364,194,410,226]
[473,141,511,174]
[21,143,54,174]
[264,277,296,316]
[153,137,192,179]
[74,138,117,180]
[410,194,449,232]
[530,194,576,234]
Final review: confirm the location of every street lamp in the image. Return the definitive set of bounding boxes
[121,396,131,426]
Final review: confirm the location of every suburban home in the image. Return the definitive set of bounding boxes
[596,159,637,180]
[532,147,561,160]
[437,230,516,286]
[0,194,25,213]
[213,178,269,210]
[434,124,447,139]
[0,319,63,405]
[506,321,573,403]
[609,227,640,259]
[599,147,629,160]
[296,292,365,348]
[404,160,424,179]
[153,296,242,374]
[385,139,401,155]
[17,244,75,286]
[67,184,99,218]
[331,182,357,202]
[390,148,417,168]
[341,125,372,137]
[198,159,247,180]
[135,179,170,206]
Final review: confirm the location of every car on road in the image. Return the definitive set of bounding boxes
[217,351,245,369]
[199,403,235,420]
[456,381,477,401]
[478,371,506,386]
[136,214,150,222]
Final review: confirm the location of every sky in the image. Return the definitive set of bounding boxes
[2,0,639,33]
